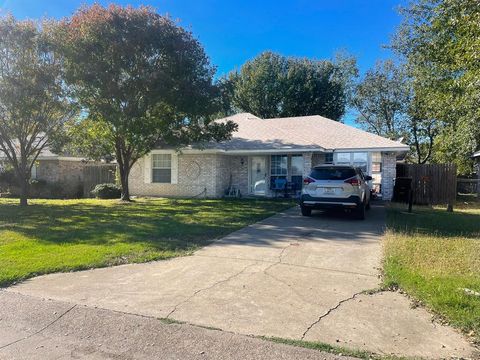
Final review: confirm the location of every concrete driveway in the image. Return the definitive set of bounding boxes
[6,204,476,359]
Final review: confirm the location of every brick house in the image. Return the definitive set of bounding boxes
[0,147,88,198]
[129,113,408,200]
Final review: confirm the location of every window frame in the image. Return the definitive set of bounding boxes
[151,153,172,184]
[334,152,370,174]
[270,154,288,176]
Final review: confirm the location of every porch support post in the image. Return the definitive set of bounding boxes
[303,152,313,177]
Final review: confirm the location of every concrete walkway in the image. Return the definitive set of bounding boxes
[5,204,477,359]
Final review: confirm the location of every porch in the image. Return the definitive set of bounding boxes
[225,151,384,198]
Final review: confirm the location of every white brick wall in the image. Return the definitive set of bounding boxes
[129,153,250,198]
[381,152,396,201]
[130,154,219,198]
[303,152,313,177]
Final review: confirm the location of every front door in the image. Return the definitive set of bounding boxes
[250,156,267,195]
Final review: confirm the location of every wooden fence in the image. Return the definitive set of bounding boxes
[83,164,117,197]
[457,178,479,196]
[396,163,457,205]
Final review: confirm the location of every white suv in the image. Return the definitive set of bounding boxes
[300,165,372,219]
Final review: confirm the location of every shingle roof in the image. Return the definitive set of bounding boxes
[212,113,409,152]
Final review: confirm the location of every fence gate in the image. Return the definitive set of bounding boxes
[83,164,117,197]
[396,163,457,205]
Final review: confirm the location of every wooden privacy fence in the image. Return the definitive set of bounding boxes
[396,163,457,205]
[83,164,117,197]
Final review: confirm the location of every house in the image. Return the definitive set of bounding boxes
[129,113,409,200]
[0,147,89,198]
[473,150,480,181]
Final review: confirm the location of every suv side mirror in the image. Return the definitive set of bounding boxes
[364,175,373,181]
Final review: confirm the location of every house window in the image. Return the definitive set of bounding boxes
[152,154,171,183]
[353,152,368,173]
[325,153,333,163]
[31,164,38,180]
[271,155,288,176]
[270,155,288,188]
[336,152,351,165]
[372,162,382,173]
[371,152,381,173]
[291,155,303,190]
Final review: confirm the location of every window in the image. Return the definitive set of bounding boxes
[336,152,351,165]
[371,162,382,172]
[291,155,303,190]
[371,152,381,173]
[31,164,38,180]
[325,153,333,164]
[334,152,369,173]
[152,154,171,183]
[271,155,287,176]
[291,155,303,176]
[353,152,368,173]
[270,155,287,189]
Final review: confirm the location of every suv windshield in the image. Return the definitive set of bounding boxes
[310,167,356,180]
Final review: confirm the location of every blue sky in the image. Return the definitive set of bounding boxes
[1,0,405,75]
[0,0,406,124]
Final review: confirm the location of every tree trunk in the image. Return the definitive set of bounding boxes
[19,175,29,206]
[119,163,131,202]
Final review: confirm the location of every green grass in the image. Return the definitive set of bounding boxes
[384,202,480,342]
[0,198,293,287]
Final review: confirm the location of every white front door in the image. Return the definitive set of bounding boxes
[250,156,267,195]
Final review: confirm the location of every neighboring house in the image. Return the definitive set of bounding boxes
[130,113,409,200]
[0,147,88,197]
[473,150,480,162]
[472,150,480,195]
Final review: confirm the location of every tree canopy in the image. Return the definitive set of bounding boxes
[55,5,236,200]
[0,16,75,205]
[392,0,480,174]
[351,60,437,164]
[226,51,357,120]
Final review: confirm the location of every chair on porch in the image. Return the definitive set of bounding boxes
[271,177,287,197]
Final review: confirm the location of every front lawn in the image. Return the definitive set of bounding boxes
[384,203,480,341]
[0,198,293,287]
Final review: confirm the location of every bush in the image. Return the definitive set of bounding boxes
[91,183,121,199]
[0,168,16,186]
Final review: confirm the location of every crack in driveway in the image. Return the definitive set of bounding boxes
[301,292,363,340]
[0,304,77,351]
[166,262,258,319]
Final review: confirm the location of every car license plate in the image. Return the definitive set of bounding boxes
[323,188,335,194]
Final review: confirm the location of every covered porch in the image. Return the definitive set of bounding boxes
[225,150,383,198]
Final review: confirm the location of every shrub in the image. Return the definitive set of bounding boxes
[91,183,121,199]
[0,168,16,186]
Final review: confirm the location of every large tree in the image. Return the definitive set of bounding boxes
[351,60,409,139]
[0,16,75,206]
[392,0,480,174]
[228,51,357,120]
[55,5,236,200]
[351,60,437,164]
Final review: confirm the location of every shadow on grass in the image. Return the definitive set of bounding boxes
[0,198,295,251]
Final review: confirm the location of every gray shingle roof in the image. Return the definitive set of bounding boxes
[212,113,408,152]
